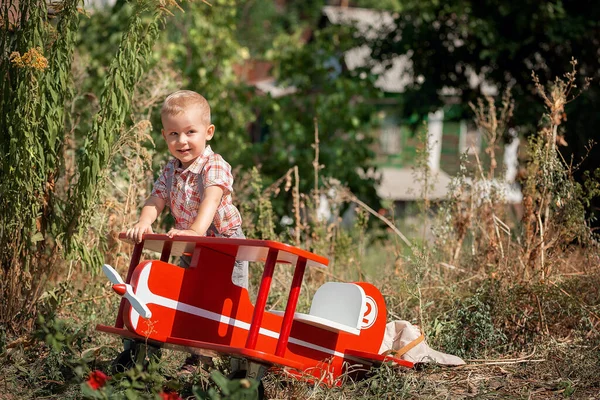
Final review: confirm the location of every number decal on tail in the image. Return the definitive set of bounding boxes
[361,296,377,329]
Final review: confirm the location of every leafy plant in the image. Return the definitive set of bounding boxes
[430,285,507,359]
[0,0,183,330]
[1,0,82,329]
[193,370,260,400]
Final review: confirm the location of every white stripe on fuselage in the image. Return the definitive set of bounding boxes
[129,263,349,359]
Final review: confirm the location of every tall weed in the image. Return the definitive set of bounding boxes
[0,0,185,330]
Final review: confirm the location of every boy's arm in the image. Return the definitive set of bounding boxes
[126,196,166,243]
[166,186,223,237]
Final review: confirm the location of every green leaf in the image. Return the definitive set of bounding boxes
[31,232,44,242]
[210,371,231,395]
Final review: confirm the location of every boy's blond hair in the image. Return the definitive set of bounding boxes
[161,90,211,124]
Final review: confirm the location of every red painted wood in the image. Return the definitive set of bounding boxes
[96,324,304,370]
[115,241,144,328]
[117,259,396,383]
[189,243,202,267]
[101,235,412,386]
[167,336,305,370]
[112,284,126,296]
[160,240,172,262]
[275,257,307,357]
[246,248,278,349]
[96,324,165,347]
[127,242,145,281]
[117,233,329,267]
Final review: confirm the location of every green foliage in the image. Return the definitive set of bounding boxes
[148,1,383,214]
[0,326,6,354]
[514,68,597,277]
[258,22,382,207]
[240,167,277,241]
[0,0,82,324]
[10,314,90,397]
[369,0,599,124]
[234,0,326,56]
[4,2,600,398]
[66,0,169,252]
[0,0,183,329]
[74,1,384,235]
[34,313,85,357]
[351,0,404,11]
[521,133,590,249]
[155,0,255,165]
[368,0,600,219]
[430,285,507,359]
[361,363,415,399]
[193,370,260,399]
[105,361,167,399]
[427,71,597,279]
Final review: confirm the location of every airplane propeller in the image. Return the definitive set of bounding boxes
[102,264,152,319]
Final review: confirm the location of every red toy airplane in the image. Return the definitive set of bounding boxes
[96,234,413,390]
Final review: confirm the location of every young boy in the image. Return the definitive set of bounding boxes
[126,90,247,288]
[122,90,247,373]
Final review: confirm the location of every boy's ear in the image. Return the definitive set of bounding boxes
[161,129,166,140]
[206,124,215,140]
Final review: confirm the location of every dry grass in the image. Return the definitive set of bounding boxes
[2,64,600,399]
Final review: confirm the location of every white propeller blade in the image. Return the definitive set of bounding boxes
[103,264,124,285]
[102,264,152,319]
[123,286,152,319]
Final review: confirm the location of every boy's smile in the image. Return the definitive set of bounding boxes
[161,105,215,168]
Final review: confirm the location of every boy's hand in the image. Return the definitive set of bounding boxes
[126,222,153,243]
[166,228,201,238]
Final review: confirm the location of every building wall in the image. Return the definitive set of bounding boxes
[373,110,508,180]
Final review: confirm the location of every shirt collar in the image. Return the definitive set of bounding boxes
[175,145,214,174]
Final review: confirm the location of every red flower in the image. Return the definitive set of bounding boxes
[87,370,109,390]
[159,390,183,400]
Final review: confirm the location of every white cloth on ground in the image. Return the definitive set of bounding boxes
[378,320,465,366]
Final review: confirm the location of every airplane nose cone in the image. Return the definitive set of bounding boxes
[112,284,127,296]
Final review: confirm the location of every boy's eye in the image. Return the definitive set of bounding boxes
[187,130,196,135]
[169,131,178,136]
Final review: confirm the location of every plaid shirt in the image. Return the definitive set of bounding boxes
[150,146,242,236]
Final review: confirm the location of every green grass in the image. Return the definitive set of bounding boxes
[2,238,599,399]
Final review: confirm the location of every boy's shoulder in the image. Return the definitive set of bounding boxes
[204,152,231,169]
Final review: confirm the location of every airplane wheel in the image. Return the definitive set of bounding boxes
[227,370,265,400]
[111,340,162,374]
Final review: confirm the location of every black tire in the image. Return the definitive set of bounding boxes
[111,340,162,374]
[111,346,137,374]
[227,370,265,400]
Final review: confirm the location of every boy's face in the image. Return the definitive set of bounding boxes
[161,105,215,168]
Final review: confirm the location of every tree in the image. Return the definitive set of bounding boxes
[110,1,384,223]
[234,0,326,56]
[366,0,600,219]
[255,22,382,214]
[0,0,179,328]
[369,4,597,156]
